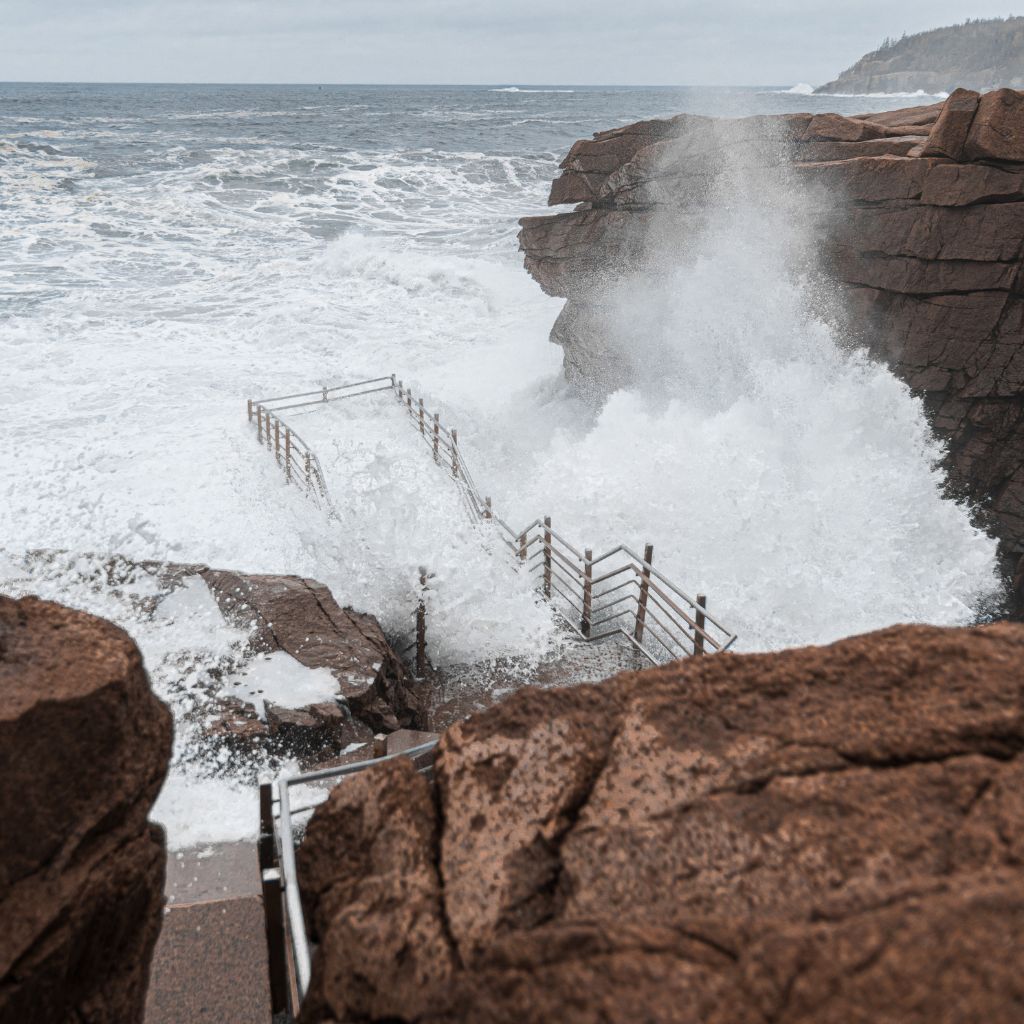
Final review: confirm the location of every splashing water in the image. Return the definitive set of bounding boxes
[0,84,1000,846]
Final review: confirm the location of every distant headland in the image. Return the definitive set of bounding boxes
[816,16,1024,94]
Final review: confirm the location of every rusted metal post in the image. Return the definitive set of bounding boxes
[483,496,492,520]
[634,543,654,644]
[582,547,593,637]
[694,594,707,656]
[273,419,280,464]
[543,516,552,598]
[433,413,440,462]
[265,411,273,450]
[247,398,253,423]
[416,567,428,677]
[419,398,425,435]
[451,429,459,479]
[256,406,263,443]
[284,429,292,482]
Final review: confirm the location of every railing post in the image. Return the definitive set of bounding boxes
[398,380,404,402]
[694,594,707,656]
[390,373,396,390]
[284,430,292,483]
[247,398,253,423]
[518,530,527,563]
[483,496,492,520]
[543,516,552,599]
[634,543,654,644]
[273,419,280,465]
[433,414,440,462]
[419,398,425,435]
[265,411,273,450]
[256,405,263,443]
[304,451,312,489]
[407,391,413,416]
[258,783,289,1015]
[451,429,459,479]
[416,567,428,678]
[322,386,328,403]
[582,547,593,638]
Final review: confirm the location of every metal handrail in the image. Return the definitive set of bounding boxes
[261,741,440,1013]
[245,374,739,660]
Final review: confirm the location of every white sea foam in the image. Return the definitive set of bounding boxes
[490,87,576,93]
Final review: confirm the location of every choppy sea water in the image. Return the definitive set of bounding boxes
[0,84,1000,845]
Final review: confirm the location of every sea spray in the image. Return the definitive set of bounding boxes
[479,116,1000,648]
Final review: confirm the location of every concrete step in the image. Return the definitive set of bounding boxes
[145,842,272,1024]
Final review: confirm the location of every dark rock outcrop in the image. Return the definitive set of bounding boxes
[297,621,1024,1023]
[198,568,418,735]
[0,595,173,1024]
[518,90,1024,600]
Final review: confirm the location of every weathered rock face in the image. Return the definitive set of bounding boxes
[297,621,1024,1023]
[198,568,420,737]
[518,89,1024,597]
[0,595,173,1024]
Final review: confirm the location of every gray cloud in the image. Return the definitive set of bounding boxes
[1,1,1018,85]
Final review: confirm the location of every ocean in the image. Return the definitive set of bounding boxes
[0,83,998,844]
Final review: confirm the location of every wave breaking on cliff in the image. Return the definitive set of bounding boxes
[489,119,999,648]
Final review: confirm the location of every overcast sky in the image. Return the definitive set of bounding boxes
[2,2,1019,86]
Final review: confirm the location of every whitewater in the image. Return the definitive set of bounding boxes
[0,83,999,846]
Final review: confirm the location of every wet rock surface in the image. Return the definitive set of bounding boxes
[298,622,1024,1023]
[0,594,173,1024]
[518,90,1024,602]
[115,555,418,759]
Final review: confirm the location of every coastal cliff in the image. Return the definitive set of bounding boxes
[816,17,1024,94]
[518,88,1024,599]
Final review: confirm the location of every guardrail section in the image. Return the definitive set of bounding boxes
[246,375,737,663]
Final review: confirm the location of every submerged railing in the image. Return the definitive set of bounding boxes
[246,375,737,664]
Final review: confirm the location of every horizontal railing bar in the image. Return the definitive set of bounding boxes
[548,562,586,601]
[638,604,694,657]
[588,544,630,568]
[544,527,583,562]
[549,544,585,580]
[589,592,639,619]
[591,577,639,606]
[645,593,702,649]
[281,740,439,788]
[644,578,721,649]
[254,377,395,404]
[590,562,637,588]
[548,578,585,614]
[256,386,394,413]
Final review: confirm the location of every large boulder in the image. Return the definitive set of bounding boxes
[297,622,1024,1023]
[518,90,1024,602]
[0,595,173,1024]
[199,569,419,734]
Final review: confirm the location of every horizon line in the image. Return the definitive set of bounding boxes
[0,80,797,90]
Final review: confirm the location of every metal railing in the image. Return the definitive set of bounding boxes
[246,375,737,664]
[259,741,440,1015]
